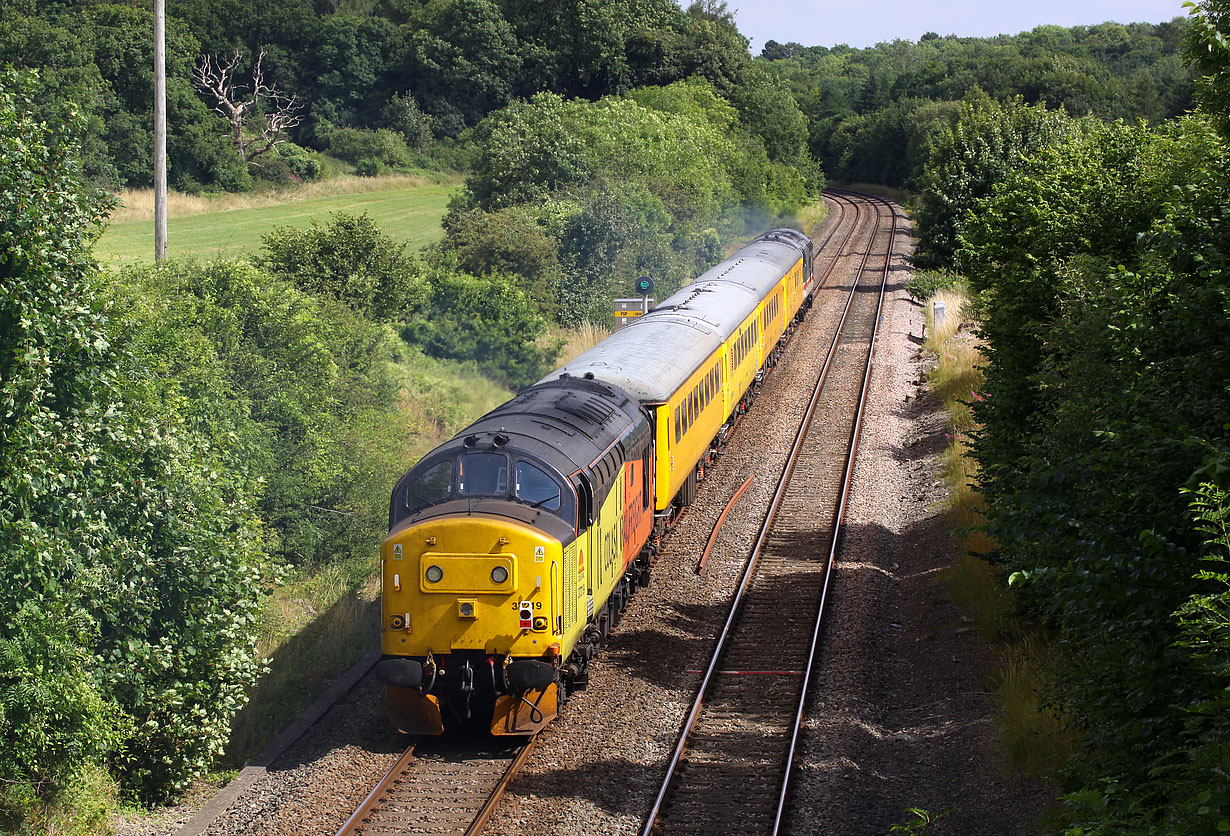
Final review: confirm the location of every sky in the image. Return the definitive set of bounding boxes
[709,0,1192,52]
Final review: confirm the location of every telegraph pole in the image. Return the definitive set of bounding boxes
[154,0,167,262]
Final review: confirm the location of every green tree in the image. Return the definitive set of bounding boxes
[380,91,434,148]
[1,69,123,817]
[913,94,1076,267]
[729,61,810,165]
[409,266,560,388]
[326,127,412,172]
[462,92,591,209]
[1187,0,1230,133]
[83,3,249,190]
[441,206,564,314]
[401,0,522,135]
[1,69,269,811]
[309,14,402,129]
[955,115,1230,834]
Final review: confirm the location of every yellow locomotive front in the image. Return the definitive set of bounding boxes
[376,378,653,736]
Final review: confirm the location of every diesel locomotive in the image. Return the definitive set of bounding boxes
[376,228,816,735]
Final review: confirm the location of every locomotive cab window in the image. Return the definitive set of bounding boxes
[458,452,508,496]
[514,461,561,510]
[404,459,453,515]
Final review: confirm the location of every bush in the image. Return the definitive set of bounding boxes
[955,114,1230,833]
[905,269,961,301]
[327,127,411,171]
[914,94,1078,268]
[275,142,325,181]
[454,80,821,326]
[117,259,419,568]
[441,206,564,315]
[380,92,434,149]
[408,267,561,388]
[256,212,430,321]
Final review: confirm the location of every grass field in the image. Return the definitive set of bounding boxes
[96,175,459,266]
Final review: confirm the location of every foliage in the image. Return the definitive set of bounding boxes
[441,205,565,314]
[453,79,819,323]
[114,258,417,568]
[380,91,434,148]
[274,141,325,181]
[729,61,810,165]
[904,269,961,301]
[1186,0,1230,135]
[764,18,1193,190]
[407,264,561,388]
[0,69,267,814]
[461,92,590,210]
[0,3,248,191]
[952,112,1230,833]
[256,212,429,320]
[4,0,767,190]
[913,94,1079,268]
[890,807,952,835]
[326,127,412,172]
[400,0,521,135]
[8,2,1195,194]
[257,212,554,385]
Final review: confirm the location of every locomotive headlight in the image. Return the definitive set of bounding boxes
[458,599,477,618]
[425,564,443,583]
[491,566,509,584]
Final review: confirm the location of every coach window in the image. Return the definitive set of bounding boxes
[458,452,508,496]
[405,459,453,515]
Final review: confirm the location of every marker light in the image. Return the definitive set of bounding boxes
[425,565,443,583]
[459,600,475,618]
[491,566,509,584]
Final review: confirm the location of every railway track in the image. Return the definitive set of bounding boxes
[641,192,898,836]
[335,736,535,836]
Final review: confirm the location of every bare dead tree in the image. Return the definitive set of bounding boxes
[193,48,302,163]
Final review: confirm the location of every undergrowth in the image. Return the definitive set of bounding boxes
[922,286,1077,781]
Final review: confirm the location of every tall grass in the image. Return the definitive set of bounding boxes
[108,173,455,222]
[551,320,611,367]
[924,286,1077,779]
[794,198,831,236]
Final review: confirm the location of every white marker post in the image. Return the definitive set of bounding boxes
[932,299,947,332]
